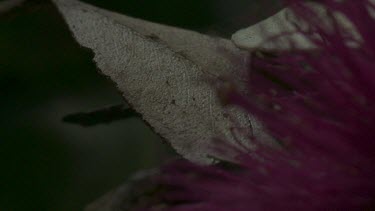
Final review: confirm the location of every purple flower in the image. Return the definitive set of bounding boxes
[154,0,375,210]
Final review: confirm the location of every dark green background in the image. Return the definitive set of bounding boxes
[0,0,280,210]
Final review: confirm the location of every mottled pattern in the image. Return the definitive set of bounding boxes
[52,0,276,164]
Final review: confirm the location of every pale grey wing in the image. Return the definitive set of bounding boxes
[96,7,246,78]
[52,0,274,164]
[231,2,360,51]
[232,7,313,51]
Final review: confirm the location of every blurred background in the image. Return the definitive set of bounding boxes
[0,0,280,210]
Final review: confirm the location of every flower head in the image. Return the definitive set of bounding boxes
[153,0,375,210]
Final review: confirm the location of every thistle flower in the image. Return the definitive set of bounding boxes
[156,0,375,210]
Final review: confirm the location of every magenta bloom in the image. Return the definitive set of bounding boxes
[155,0,375,210]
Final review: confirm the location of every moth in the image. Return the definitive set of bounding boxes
[54,0,355,164]
[51,0,358,210]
